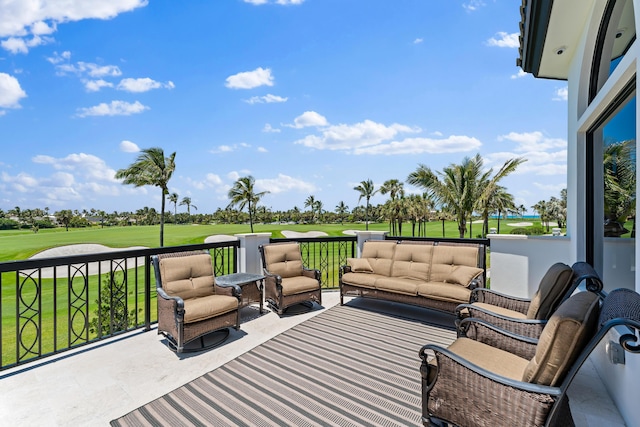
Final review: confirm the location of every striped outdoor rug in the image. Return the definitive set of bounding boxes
[111,301,456,427]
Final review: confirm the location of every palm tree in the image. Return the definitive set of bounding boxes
[335,201,349,225]
[304,195,317,223]
[354,179,378,230]
[380,179,405,235]
[604,139,636,236]
[227,175,269,232]
[179,196,197,222]
[314,200,324,224]
[169,192,179,220]
[115,147,176,246]
[489,185,516,233]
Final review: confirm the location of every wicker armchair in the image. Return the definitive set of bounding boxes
[259,242,322,315]
[152,251,241,353]
[421,289,640,427]
[455,262,604,338]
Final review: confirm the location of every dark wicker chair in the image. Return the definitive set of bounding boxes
[152,251,241,353]
[420,288,640,427]
[259,242,322,315]
[455,262,604,338]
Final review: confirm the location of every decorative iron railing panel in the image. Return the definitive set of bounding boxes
[0,241,239,371]
[270,236,357,288]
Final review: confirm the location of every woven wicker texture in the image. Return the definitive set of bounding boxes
[599,288,640,326]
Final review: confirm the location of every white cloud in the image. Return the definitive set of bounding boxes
[244,93,287,104]
[262,123,281,133]
[553,86,568,101]
[294,119,421,153]
[257,147,268,153]
[210,143,251,154]
[0,73,27,109]
[243,0,269,4]
[487,131,568,176]
[84,79,113,92]
[119,140,140,152]
[225,67,274,89]
[534,182,567,193]
[0,1,148,53]
[498,131,567,152]
[487,32,519,48]
[76,100,149,117]
[32,152,118,182]
[463,0,486,12]
[354,135,482,155]
[413,38,423,44]
[511,69,527,79]
[288,111,328,128]
[46,50,70,64]
[256,174,316,194]
[55,61,122,77]
[117,77,174,92]
[275,0,304,4]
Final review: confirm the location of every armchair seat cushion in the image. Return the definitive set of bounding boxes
[448,338,529,381]
[183,294,239,323]
[375,277,420,296]
[281,276,322,296]
[417,282,472,304]
[471,302,528,319]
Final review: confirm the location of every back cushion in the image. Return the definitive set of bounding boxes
[429,245,479,282]
[526,263,574,319]
[361,241,396,276]
[391,243,433,280]
[522,291,600,386]
[159,254,216,299]
[263,243,304,278]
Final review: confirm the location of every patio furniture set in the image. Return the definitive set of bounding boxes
[152,240,640,427]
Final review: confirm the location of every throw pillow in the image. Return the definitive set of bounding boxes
[348,258,374,273]
[446,265,483,286]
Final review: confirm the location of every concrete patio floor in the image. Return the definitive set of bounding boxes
[0,291,626,426]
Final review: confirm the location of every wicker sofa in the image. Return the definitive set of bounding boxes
[339,240,486,314]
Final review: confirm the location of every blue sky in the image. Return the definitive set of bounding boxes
[0,0,569,216]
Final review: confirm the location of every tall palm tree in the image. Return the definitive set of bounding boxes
[489,185,516,233]
[314,200,324,224]
[115,147,176,246]
[354,179,378,230]
[335,201,349,225]
[380,179,405,235]
[179,196,197,222]
[604,139,636,236]
[169,192,179,219]
[227,175,269,232]
[304,195,317,223]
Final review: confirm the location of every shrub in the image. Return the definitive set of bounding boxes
[510,228,528,235]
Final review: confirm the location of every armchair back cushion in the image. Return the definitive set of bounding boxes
[522,291,600,386]
[158,253,216,300]
[360,241,396,276]
[263,242,304,278]
[429,245,479,282]
[526,262,574,319]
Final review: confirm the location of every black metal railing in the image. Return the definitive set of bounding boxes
[270,236,357,288]
[0,241,239,371]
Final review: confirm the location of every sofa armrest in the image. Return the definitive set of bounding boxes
[339,265,352,277]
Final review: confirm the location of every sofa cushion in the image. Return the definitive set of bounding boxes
[263,243,304,278]
[526,262,574,319]
[417,281,472,304]
[159,254,216,300]
[375,277,421,296]
[361,241,396,276]
[448,338,529,381]
[391,243,432,280]
[429,245,479,282]
[183,294,238,323]
[347,258,374,273]
[522,291,600,386]
[445,265,484,286]
[341,272,384,289]
[281,276,320,296]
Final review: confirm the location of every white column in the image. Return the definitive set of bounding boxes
[235,233,272,274]
[354,231,388,257]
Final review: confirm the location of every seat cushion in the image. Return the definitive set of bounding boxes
[391,244,433,281]
[340,272,384,289]
[183,294,238,323]
[445,265,484,286]
[417,282,472,304]
[471,302,528,319]
[523,291,600,386]
[159,254,216,300]
[263,243,304,278]
[375,277,421,296]
[448,338,529,381]
[361,241,396,276]
[526,262,574,319]
[281,276,320,296]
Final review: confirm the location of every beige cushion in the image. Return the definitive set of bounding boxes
[471,302,528,319]
[446,265,484,286]
[159,254,216,300]
[375,277,420,296]
[448,338,529,381]
[341,272,384,289]
[391,244,433,280]
[526,262,574,319]
[361,241,396,276]
[347,258,374,273]
[429,245,479,282]
[263,243,304,278]
[281,276,320,296]
[522,291,600,386]
[183,294,238,323]
[417,281,472,304]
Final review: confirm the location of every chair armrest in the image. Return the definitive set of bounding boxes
[468,276,483,290]
[339,265,352,277]
[458,318,538,360]
[157,287,184,310]
[214,282,242,298]
[156,287,185,324]
[456,303,547,339]
[302,267,321,282]
[470,288,531,314]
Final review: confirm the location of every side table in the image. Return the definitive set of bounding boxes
[215,273,265,314]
